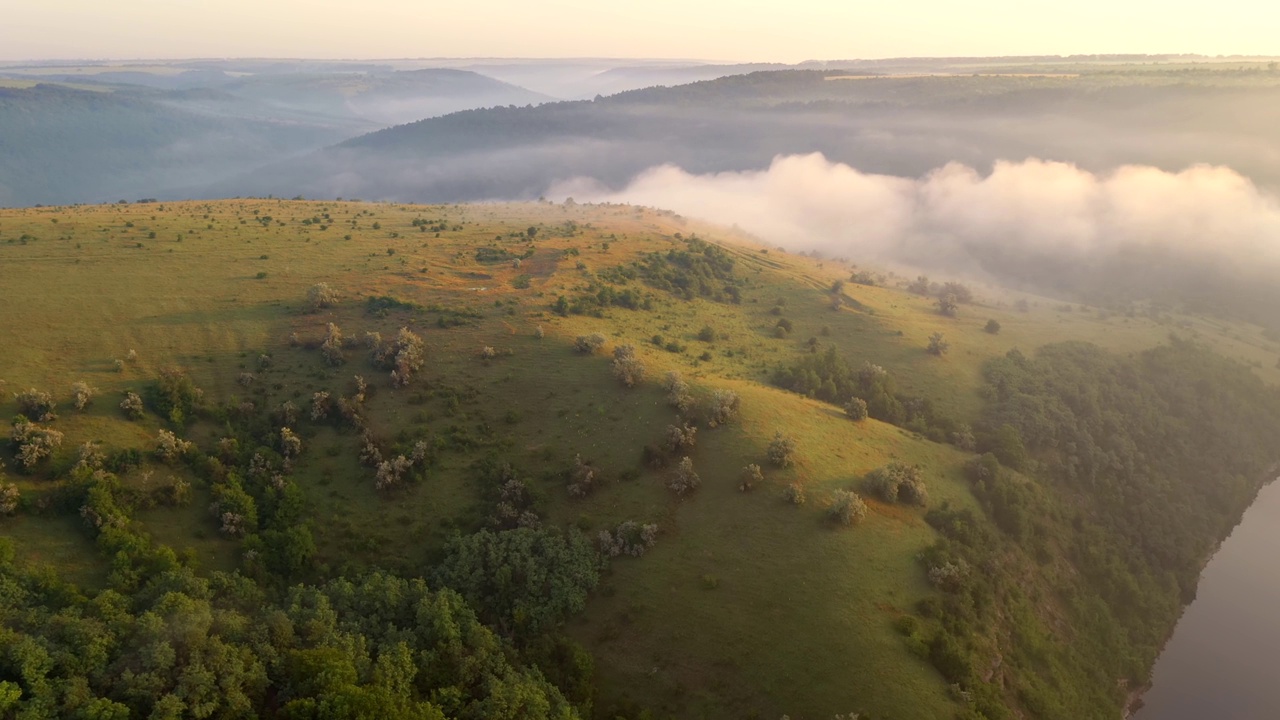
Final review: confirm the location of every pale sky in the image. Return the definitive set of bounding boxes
[3,0,1278,62]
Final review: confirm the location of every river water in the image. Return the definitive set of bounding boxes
[1134,479,1280,719]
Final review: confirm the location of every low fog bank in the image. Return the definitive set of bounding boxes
[551,154,1280,324]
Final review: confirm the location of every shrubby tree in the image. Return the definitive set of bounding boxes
[154,429,193,462]
[951,424,977,451]
[377,327,425,386]
[14,389,56,422]
[321,323,345,366]
[828,490,868,526]
[844,397,868,421]
[784,482,806,506]
[567,454,601,498]
[10,417,63,469]
[611,344,645,387]
[663,422,698,453]
[573,333,606,354]
[280,427,302,459]
[939,281,973,304]
[0,480,18,515]
[740,463,763,492]
[598,521,659,557]
[937,294,959,317]
[70,381,97,411]
[767,431,796,467]
[707,389,740,427]
[866,462,929,506]
[307,282,338,311]
[927,332,950,356]
[120,391,145,420]
[984,319,1002,334]
[310,391,331,421]
[668,456,700,496]
[152,367,203,425]
[664,371,692,413]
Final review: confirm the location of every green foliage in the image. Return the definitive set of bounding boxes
[634,237,742,302]
[432,528,602,639]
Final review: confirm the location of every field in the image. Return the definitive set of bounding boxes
[1,199,1277,719]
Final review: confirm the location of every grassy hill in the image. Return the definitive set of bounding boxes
[1,199,1278,719]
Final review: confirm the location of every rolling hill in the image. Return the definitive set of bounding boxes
[1,199,1277,719]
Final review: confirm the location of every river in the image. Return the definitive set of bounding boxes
[1134,478,1280,719]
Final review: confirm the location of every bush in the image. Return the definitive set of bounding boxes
[611,345,645,387]
[567,454,601,498]
[668,456,700,496]
[707,389,740,427]
[0,482,19,515]
[70,381,97,412]
[767,431,796,467]
[937,294,959,317]
[120,391,145,420]
[740,463,763,492]
[697,325,717,342]
[844,397,868,421]
[866,463,929,506]
[10,417,64,469]
[598,521,659,557]
[663,423,698,454]
[154,429,193,463]
[784,483,806,506]
[14,389,56,422]
[828,490,868,526]
[321,323,345,365]
[307,282,338,311]
[984,319,1002,334]
[927,332,949,356]
[573,333,606,354]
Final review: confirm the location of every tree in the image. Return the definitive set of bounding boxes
[865,463,929,506]
[937,294,958,317]
[767,431,796,467]
[611,345,645,387]
[708,389,740,427]
[663,422,698,453]
[432,527,601,638]
[668,456,700,496]
[120,391,145,420]
[10,417,63,469]
[573,333,606,354]
[154,429,193,463]
[739,463,763,492]
[927,332,950,356]
[828,490,868,526]
[14,389,56,422]
[984,319,1002,334]
[71,381,97,411]
[697,325,717,342]
[321,323,345,365]
[784,483,806,506]
[844,397,868,421]
[307,282,338,311]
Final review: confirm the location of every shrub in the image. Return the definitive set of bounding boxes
[374,327,425,386]
[534,325,545,339]
[937,295,958,317]
[707,389,740,427]
[740,463,763,492]
[573,333,606,354]
[598,521,659,557]
[668,456,700,496]
[663,422,698,453]
[611,345,645,387]
[984,319,1002,334]
[321,323,345,365]
[697,325,717,342]
[120,391,145,420]
[828,490,868,526]
[927,332,949,356]
[784,483,806,506]
[767,431,796,467]
[154,429,193,463]
[310,391,331,421]
[480,346,498,360]
[664,372,692,413]
[866,463,929,506]
[70,381,97,411]
[280,427,302,459]
[307,282,338,311]
[567,454,601,498]
[14,389,56,422]
[0,482,18,515]
[10,418,63,469]
[844,397,869,421]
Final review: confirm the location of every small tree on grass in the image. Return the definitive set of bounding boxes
[664,371,692,413]
[784,483,806,506]
[828,490,868,527]
[154,429,193,463]
[573,333,607,354]
[0,480,18,515]
[740,463,763,492]
[668,457,700,497]
[389,327,425,386]
[866,462,929,506]
[611,345,645,387]
[11,418,63,470]
[321,323,345,365]
[936,294,958,317]
[14,389,56,422]
[567,454,601,498]
[120,391,145,420]
[844,397,868,421]
[927,332,949,356]
[663,422,698,454]
[307,282,338,311]
[70,381,97,411]
[598,521,659,557]
[767,431,796,467]
[984,319,1002,334]
[707,389,741,427]
[280,427,302,459]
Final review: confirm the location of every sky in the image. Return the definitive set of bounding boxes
[3,0,1278,62]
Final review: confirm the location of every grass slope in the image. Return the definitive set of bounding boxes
[1,199,1276,718]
